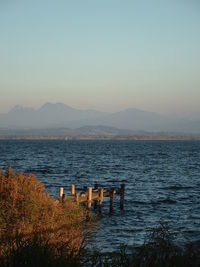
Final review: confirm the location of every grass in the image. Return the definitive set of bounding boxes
[0,167,87,266]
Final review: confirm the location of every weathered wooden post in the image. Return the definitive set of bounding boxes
[99,187,104,213]
[94,182,98,210]
[110,188,115,213]
[59,187,64,198]
[120,183,125,210]
[71,184,75,195]
[62,193,65,203]
[86,187,92,221]
[87,187,92,210]
[75,192,79,205]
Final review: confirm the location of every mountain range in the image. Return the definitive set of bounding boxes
[0,102,199,133]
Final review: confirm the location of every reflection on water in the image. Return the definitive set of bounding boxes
[0,140,200,252]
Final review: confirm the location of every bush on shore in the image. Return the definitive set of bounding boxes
[86,224,200,267]
[0,167,87,266]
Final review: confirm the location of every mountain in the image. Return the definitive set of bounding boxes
[0,102,199,133]
[0,103,108,128]
[82,108,175,132]
[94,109,200,133]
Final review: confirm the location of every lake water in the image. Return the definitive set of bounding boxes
[0,140,200,252]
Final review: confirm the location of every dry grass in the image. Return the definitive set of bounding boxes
[0,167,87,259]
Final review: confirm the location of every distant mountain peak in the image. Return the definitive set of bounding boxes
[10,105,24,111]
[0,103,199,133]
[39,102,73,111]
[8,105,35,114]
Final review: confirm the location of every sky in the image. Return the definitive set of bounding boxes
[0,0,200,116]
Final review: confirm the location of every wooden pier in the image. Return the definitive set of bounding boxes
[59,182,125,213]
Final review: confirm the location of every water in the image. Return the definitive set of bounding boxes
[0,140,200,251]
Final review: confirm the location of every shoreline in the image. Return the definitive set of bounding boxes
[0,135,200,141]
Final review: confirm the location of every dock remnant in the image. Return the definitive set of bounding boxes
[99,187,104,213]
[62,193,65,203]
[110,188,115,213]
[120,183,125,210]
[71,184,75,195]
[59,182,125,213]
[87,187,92,209]
[59,187,64,198]
[94,182,98,210]
[75,192,79,204]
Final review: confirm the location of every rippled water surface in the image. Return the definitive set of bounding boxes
[0,140,200,251]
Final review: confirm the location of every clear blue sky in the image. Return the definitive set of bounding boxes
[0,0,200,115]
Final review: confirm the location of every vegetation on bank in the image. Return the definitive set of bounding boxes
[0,167,87,266]
[0,167,200,267]
[88,224,200,267]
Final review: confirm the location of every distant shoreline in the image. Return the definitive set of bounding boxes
[0,134,200,141]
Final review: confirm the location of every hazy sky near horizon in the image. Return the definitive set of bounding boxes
[0,0,200,115]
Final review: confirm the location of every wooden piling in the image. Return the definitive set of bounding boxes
[110,188,115,213]
[120,183,125,210]
[59,187,64,198]
[71,184,75,195]
[75,192,79,204]
[58,182,125,213]
[87,187,92,209]
[94,182,98,210]
[99,187,104,213]
[62,193,65,203]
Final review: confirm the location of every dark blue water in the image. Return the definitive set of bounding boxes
[0,140,200,251]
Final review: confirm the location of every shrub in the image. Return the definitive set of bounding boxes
[84,224,200,267]
[0,167,86,260]
[0,233,82,267]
